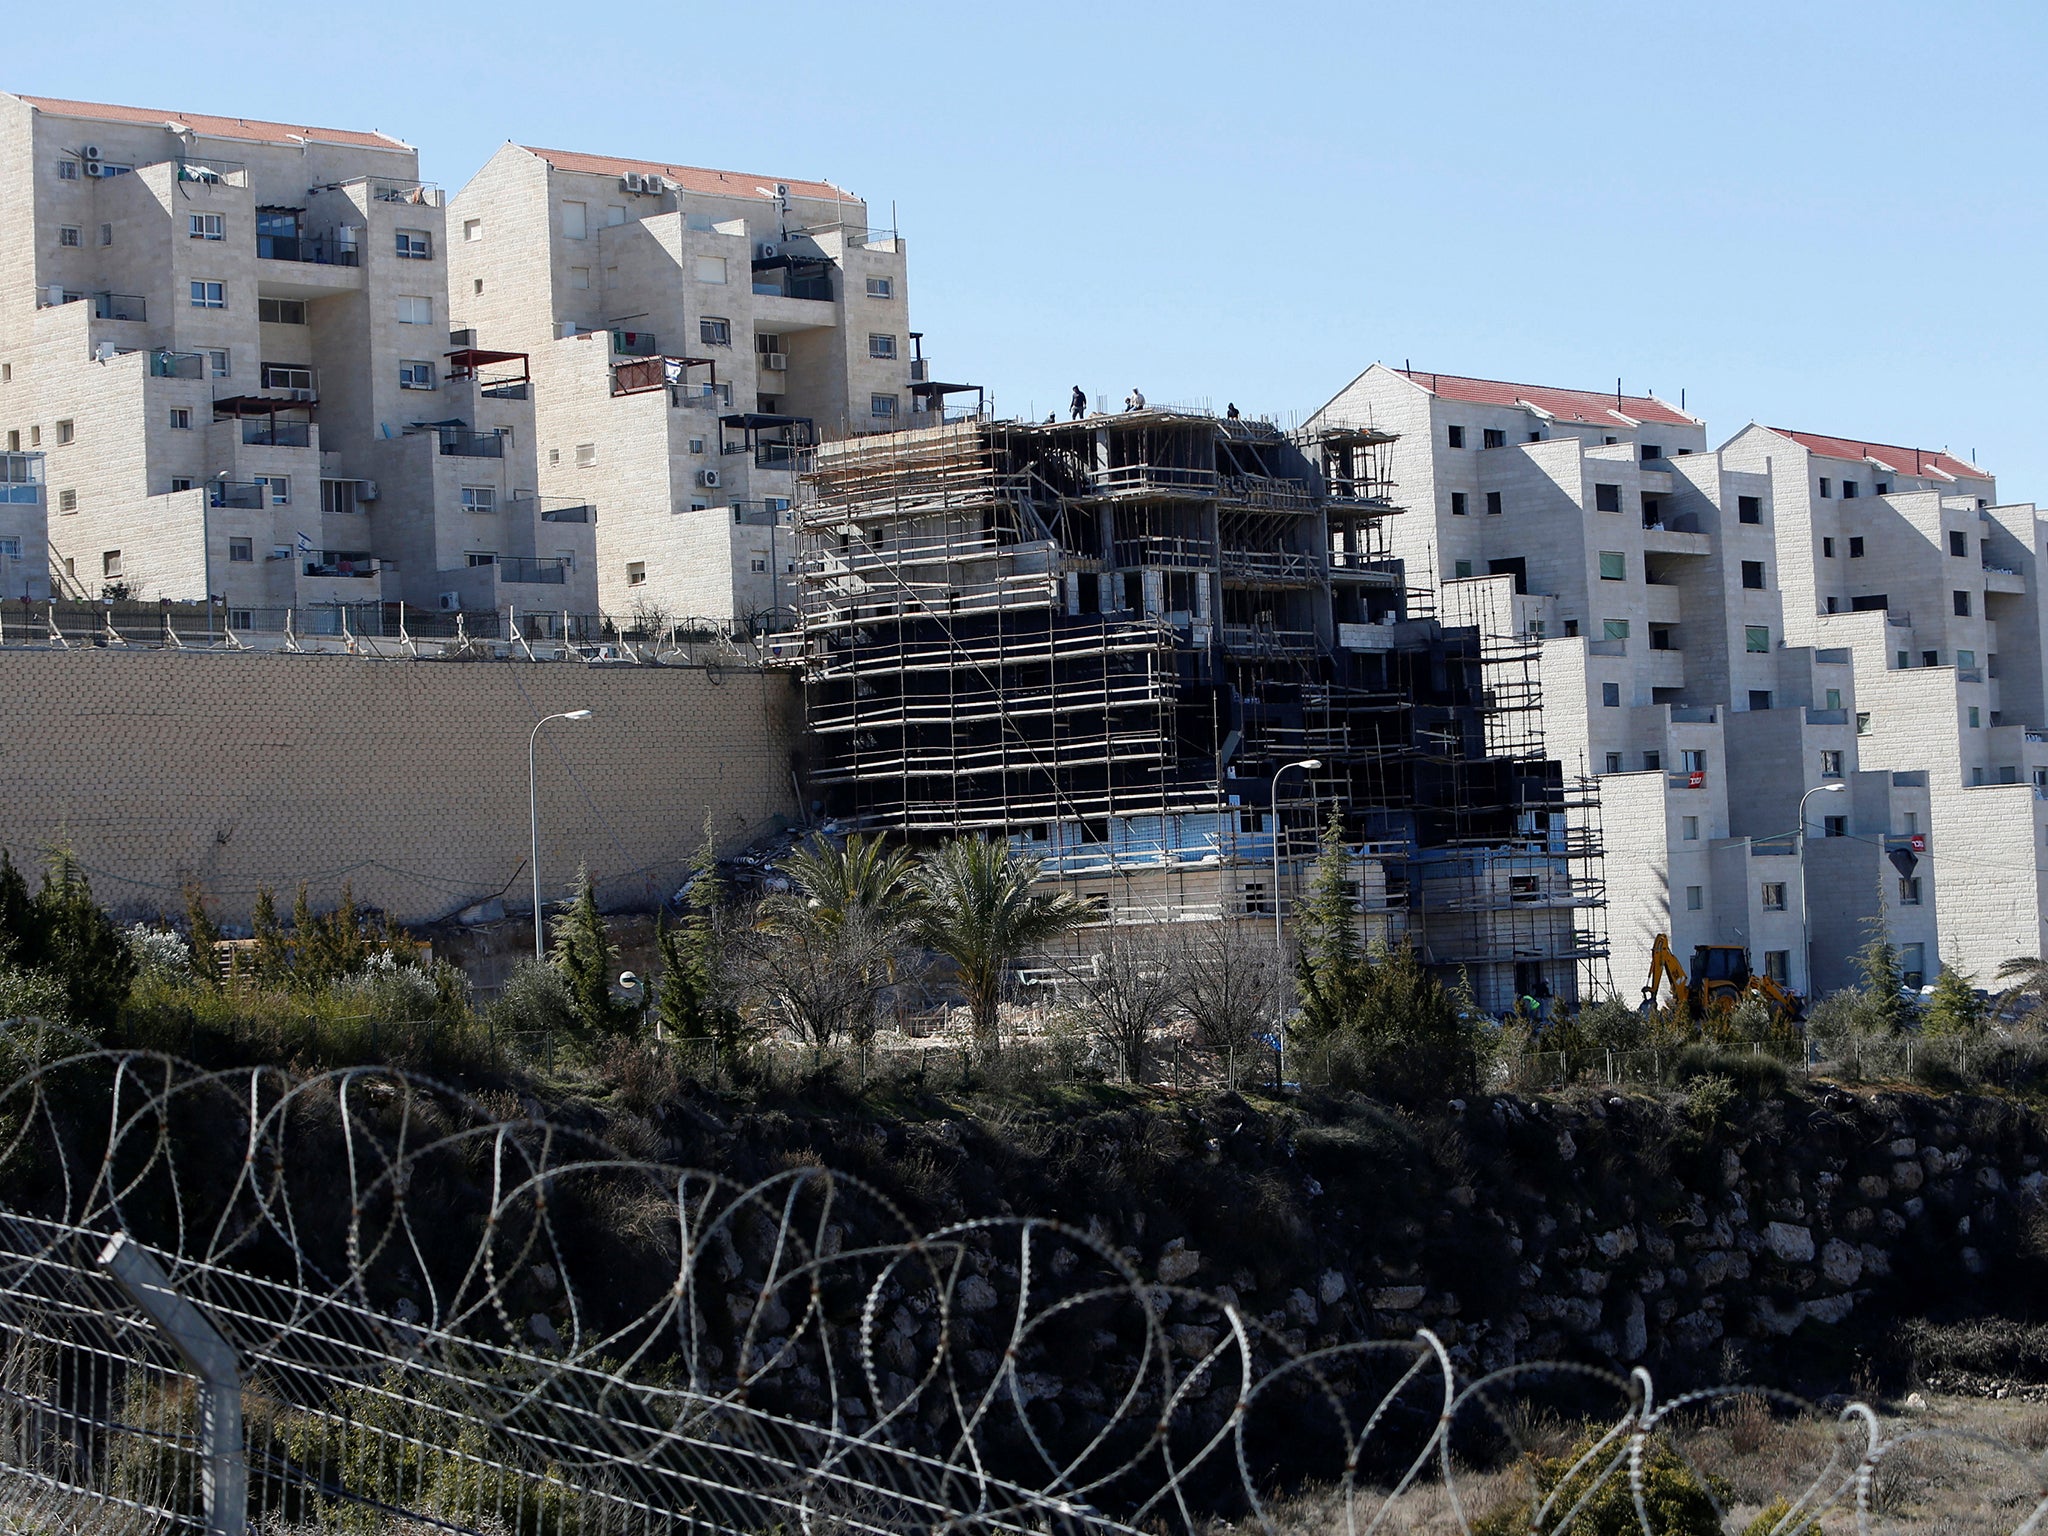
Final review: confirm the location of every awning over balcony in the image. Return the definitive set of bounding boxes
[212,396,312,420]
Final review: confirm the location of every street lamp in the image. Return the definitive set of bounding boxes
[1796,781,1847,1000]
[1270,757,1324,1086]
[529,709,593,960]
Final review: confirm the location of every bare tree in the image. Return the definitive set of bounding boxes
[1054,926,1183,1083]
[735,903,914,1057]
[1178,920,1283,1086]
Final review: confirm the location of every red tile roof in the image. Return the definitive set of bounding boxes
[1394,368,1698,429]
[12,94,409,151]
[521,146,856,205]
[1767,428,1985,484]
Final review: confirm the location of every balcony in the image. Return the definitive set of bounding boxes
[302,553,382,579]
[1220,474,1317,512]
[209,481,265,509]
[175,156,248,188]
[498,556,571,585]
[755,443,804,470]
[0,454,44,504]
[256,231,359,266]
[1984,565,2029,595]
[434,427,505,458]
[610,329,659,358]
[242,420,311,448]
[1642,522,1711,557]
[1805,707,1849,725]
[1085,464,1220,500]
[1221,623,1319,654]
[355,176,442,207]
[1220,548,1320,585]
[505,495,597,525]
[149,350,205,380]
[92,292,146,322]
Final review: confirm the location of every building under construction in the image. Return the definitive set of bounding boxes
[790,409,1606,1010]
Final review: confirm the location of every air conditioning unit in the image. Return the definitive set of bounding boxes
[642,174,666,194]
[761,352,787,371]
[93,341,118,362]
[755,241,778,260]
[697,468,721,489]
[558,320,582,339]
[448,327,478,348]
[84,161,104,178]
[81,144,101,162]
[354,479,379,502]
[438,591,461,611]
[621,172,645,193]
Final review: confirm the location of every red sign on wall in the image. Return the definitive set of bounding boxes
[1909,834,1927,852]
[1686,771,1705,789]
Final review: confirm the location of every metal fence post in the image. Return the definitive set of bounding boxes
[99,1232,246,1536]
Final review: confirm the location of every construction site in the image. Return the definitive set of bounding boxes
[788,409,1608,1012]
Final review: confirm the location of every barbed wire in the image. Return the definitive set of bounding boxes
[0,1047,2041,1534]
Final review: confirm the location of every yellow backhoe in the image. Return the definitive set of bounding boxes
[1643,934,1803,1024]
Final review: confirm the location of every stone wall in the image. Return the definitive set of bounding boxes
[0,647,801,924]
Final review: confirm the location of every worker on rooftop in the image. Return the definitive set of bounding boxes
[1125,387,1146,412]
[1069,385,1087,421]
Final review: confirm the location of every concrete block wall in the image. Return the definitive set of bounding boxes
[0,648,801,925]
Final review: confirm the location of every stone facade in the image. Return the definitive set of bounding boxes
[0,647,800,924]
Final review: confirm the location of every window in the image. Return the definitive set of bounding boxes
[1899,877,1922,906]
[1594,483,1621,512]
[396,229,431,259]
[605,204,626,226]
[1601,682,1621,707]
[58,159,77,180]
[463,218,482,242]
[398,360,435,390]
[568,266,590,289]
[189,281,225,309]
[1599,550,1626,580]
[1949,530,1967,557]
[1485,490,1503,515]
[868,333,897,359]
[1603,618,1630,640]
[1761,883,1787,912]
[255,475,289,505]
[229,537,253,562]
[1682,816,1699,841]
[1563,620,1578,637]
[1644,750,1662,770]
[1450,491,1467,516]
[1447,425,1465,448]
[1604,752,1623,773]
[1764,951,1789,984]
[1685,886,1704,912]
[1749,689,1773,711]
[473,279,484,296]
[189,213,224,241]
[750,557,767,573]
[229,609,253,631]
[396,296,433,325]
[29,427,38,447]
[1842,481,1859,499]
[257,297,307,325]
[626,560,646,587]
[693,255,727,284]
[1820,750,1843,778]
[54,419,72,446]
[1823,815,1846,838]
[169,477,192,492]
[1453,559,1473,578]
[1741,560,1765,590]
[1482,427,1506,449]
[1826,596,1839,612]
[699,316,731,346]
[460,486,496,513]
[1921,650,1938,668]
[1968,705,1981,728]
[58,226,79,248]
[206,349,231,378]
[561,201,587,239]
[1738,495,1761,524]
[687,438,706,455]
[1649,625,1674,650]
[455,552,492,569]
[1682,749,1706,775]
[1857,711,1872,735]
[1745,625,1771,653]
[1641,444,1663,461]
[575,442,597,468]
[1876,481,1889,495]
[1822,537,1835,558]
[1825,687,1842,710]
[169,408,191,430]
[261,363,312,393]
[1954,589,1972,617]
[57,489,76,513]
[871,393,898,417]
[101,550,121,578]
[1959,648,1976,668]
[1819,477,1832,498]
[1848,536,1865,557]
[867,275,894,298]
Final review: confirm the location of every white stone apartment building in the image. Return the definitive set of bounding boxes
[0,93,594,629]
[0,449,48,601]
[446,144,919,629]
[1309,366,1964,1001]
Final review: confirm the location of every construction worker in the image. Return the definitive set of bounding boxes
[1226,402,1241,421]
[1125,387,1146,412]
[1069,385,1087,421]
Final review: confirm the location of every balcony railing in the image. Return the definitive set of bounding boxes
[175,157,248,188]
[209,481,265,509]
[0,453,43,504]
[302,554,381,579]
[755,443,804,470]
[498,557,571,585]
[358,177,442,207]
[93,292,146,322]
[256,232,359,266]
[610,329,659,357]
[436,428,504,458]
[506,496,597,524]
[149,350,205,379]
[539,504,594,523]
[242,421,311,447]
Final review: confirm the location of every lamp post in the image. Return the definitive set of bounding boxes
[530,709,592,960]
[1796,781,1847,1001]
[1270,757,1324,1086]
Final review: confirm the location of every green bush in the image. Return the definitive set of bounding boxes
[487,959,578,1039]
[1473,1434,1723,1536]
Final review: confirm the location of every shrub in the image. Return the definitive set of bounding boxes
[487,958,577,1039]
[0,963,67,1023]
[1473,1434,1723,1536]
[125,923,192,980]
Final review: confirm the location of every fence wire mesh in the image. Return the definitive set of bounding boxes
[0,1049,2040,1534]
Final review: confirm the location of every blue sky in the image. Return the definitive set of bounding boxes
[16,1,2047,489]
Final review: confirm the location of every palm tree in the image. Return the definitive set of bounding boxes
[762,832,919,932]
[1994,955,2048,1028]
[752,833,921,1053]
[912,837,1085,1055]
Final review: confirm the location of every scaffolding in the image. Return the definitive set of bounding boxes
[793,410,1606,1009]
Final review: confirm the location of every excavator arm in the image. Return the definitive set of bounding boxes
[1643,934,1689,1011]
